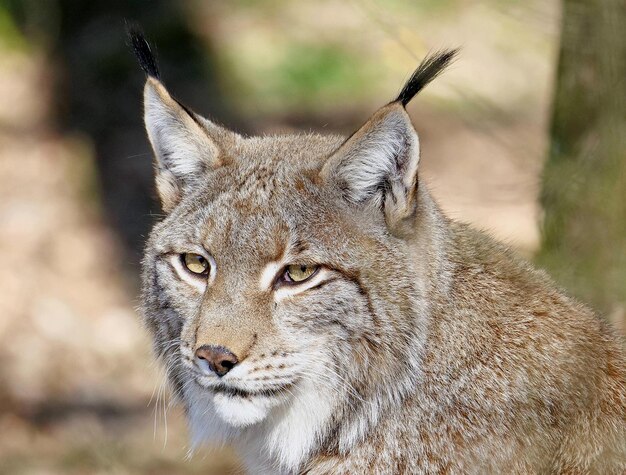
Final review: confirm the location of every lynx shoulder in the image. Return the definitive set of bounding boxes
[130,27,626,474]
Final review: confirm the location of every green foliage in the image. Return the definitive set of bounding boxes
[273,44,371,106]
[0,4,28,51]
[224,40,377,114]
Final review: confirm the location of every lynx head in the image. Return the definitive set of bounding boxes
[132,28,456,468]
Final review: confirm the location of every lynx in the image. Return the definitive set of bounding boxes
[130,29,626,474]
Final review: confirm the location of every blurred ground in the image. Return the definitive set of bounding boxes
[0,1,594,473]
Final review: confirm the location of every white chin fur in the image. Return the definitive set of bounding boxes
[213,393,276,427]
[185,373,338,473]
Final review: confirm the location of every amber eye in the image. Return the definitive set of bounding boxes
[284,264,318,283]
[181,253,210,276]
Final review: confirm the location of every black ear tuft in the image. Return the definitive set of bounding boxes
[395,49,458,107]
[126,22,160,79]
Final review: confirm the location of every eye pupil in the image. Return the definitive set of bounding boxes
[182,253,210,275]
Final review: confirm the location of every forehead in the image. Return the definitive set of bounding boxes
[169,133,348,257]
[211,132,344,210]
[233,132,344,176]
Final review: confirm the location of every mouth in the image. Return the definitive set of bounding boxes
[183,359,297,402]
[209,382,293,399]
[189,379,295,428]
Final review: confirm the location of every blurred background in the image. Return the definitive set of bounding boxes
[0,0,623,473]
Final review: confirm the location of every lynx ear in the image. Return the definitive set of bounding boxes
[143,78,224,212]
[129,26,229,212]
[322,103,421,228]
[322,49,457,231]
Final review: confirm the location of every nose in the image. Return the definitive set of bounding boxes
[195,345,239,377]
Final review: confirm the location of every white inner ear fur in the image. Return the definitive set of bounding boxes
[143,78,220,179]
[325,105,420,209]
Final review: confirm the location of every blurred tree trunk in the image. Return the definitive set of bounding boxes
[537,0,625,314]
[7,0,244,271]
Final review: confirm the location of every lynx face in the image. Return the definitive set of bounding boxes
[144,133,395,421]
[141,114,429,428]
[134,31,455,467]
[141,84,429,441]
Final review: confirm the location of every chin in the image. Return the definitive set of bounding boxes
[212,392,281,427]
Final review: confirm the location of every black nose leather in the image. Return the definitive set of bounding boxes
[195,345,239,377]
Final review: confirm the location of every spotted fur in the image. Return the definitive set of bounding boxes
[135,36,626,474]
